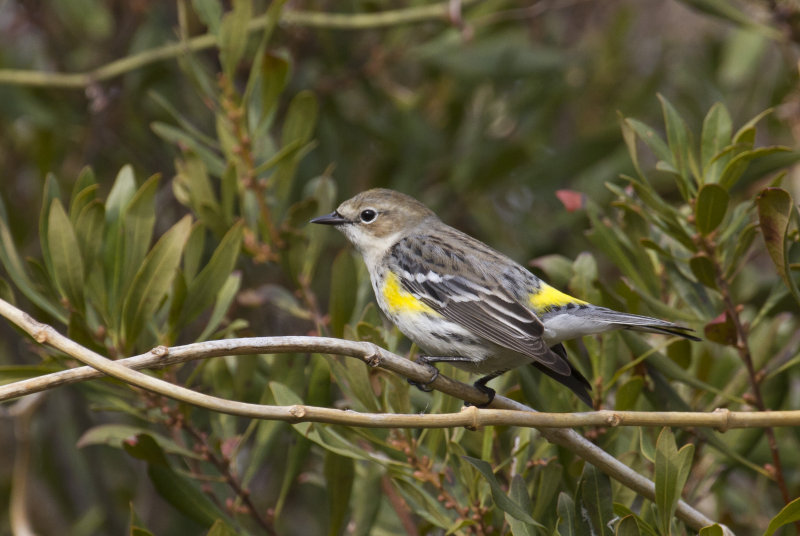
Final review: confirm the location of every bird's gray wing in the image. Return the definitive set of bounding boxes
[395,262,570,376]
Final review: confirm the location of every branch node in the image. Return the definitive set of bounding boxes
[151,345,169,358]
[713,407,731,433]
[288,405,306,421]
[606,412,622,427]
[365,345,382,367]
[461,405,480,431]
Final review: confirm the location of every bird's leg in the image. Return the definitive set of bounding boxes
[407,355,475,392]
[465,370,506,408]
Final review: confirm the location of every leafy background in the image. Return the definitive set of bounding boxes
[1,0,799,535]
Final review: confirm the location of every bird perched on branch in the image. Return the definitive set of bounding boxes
[311,189,699,407]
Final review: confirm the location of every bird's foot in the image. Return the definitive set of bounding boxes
[465,382,496,408]
[407,357,440,392]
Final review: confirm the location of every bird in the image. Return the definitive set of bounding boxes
[310,188,699,408]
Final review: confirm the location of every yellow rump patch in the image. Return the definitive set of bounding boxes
[382,272,436,315]
[529,284,586,313]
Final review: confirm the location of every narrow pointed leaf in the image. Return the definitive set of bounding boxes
[0,197,66,322]
[698,525,724,536]
[121,216,192,349]
[700,103,732,183]
[695,183,729,235]
[764,497,800,536]
[181,221,244,326]
[654,428,695,536]
[689,254,718,290]
[463,456,539,525]
[578,464,614,536]
[47,200,85,312]
[757,188,799,304]
[219,0,252,79]
[616,515,641,536]
[556,492,578,536]
[324,451,355,536]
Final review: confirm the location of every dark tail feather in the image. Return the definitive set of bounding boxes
[532,343,593,408]
[625,324,701,342]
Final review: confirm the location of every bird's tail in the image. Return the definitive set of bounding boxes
[532,343,593,408]
[579,306,701,342]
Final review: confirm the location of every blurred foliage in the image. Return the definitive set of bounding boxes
[0,0,799,535]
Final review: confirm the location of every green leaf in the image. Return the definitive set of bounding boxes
[181,221,244,326]
[757,188,800,305]
[219,0,252,79]
[462,456,539,525]
[183,223,206,283]
[695,183,729,235]
[764,497,800,536]
[74,200,105,273]
[0,197,65,322]
[349,465,382,536]
[577,464,614,536]
[105,165,137,225]
[205,519,238,536]
[324,451,355,536]
[703,312,736,346]
[658,94,693,191]
[677,0,781,38]
[38,173,62,284]
[329,250,357,338]
[698,524,724,536]
[151,122,225,176]
[192,0,223,34]
[654,428,695,536]
[615,376,644,410]
[556,492,578,536]
[0,277,15,306]
[625,118,672,168]
[273,90,319,204]
[129,503,155,536]
[121,216,193,350]
[269,382,371,462]
[718,146,791,190]
[259,52,291,124]
[129,436,233,531]
[281,91,319,151]
[506,475,538,536]
[196,272,242,341]
[77,424,201,459]
[47,199,85,312]
[700,103,732,183]
[174,154,225,236]
[72,166,97,197]
[615,515,641,536]
[689,254,718,290]
[121,174,161,295]
[69,183,99,226]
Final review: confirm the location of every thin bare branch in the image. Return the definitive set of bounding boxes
[0,1,480,89]
[0,298,731,534]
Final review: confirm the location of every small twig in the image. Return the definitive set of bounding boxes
[380,476,417,536]
[6,393,45,536]
[0,1,481,89]
[183,422,275,534]
[0,298,731,534]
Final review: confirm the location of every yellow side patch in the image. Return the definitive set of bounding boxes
[382,272,436,315]
[529,284,586,313]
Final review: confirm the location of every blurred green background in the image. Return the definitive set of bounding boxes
[0,1,799,535]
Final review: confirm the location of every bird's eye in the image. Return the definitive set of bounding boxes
[360,209,377,223]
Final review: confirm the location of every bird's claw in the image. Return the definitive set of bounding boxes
[465,383,496,408]
[407,358,440,392]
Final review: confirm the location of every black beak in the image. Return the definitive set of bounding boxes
[310,211,348,226]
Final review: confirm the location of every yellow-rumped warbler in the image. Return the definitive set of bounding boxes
[311,188,698,407]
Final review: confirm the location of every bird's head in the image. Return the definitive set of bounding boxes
[310,188,437,259]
